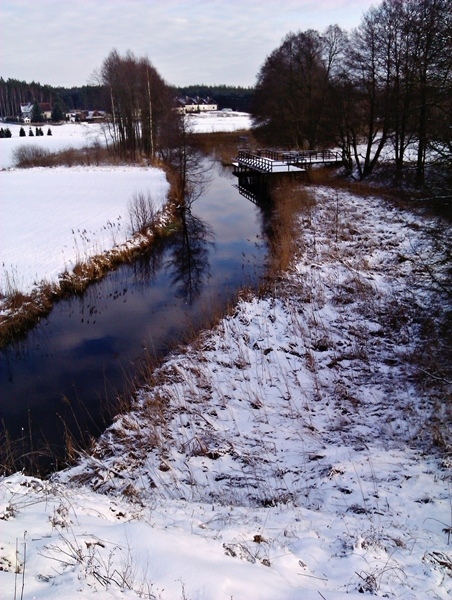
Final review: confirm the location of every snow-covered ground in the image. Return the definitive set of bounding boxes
[1,179,450,598]
[187,111,252,133]
[1,167,169,295]
[0,113,251,298]
[0,122,103,170]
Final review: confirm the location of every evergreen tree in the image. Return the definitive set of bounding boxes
[5,127,12,138]
[47,127,52,135]
[30,100,44,123]
[20,126,26,137]
[29,127,34,136]
[51,103,63,122]
[0,128,4,138]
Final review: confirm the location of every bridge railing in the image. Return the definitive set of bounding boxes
[237,148,342,171]
[257,149,342,163]
[237,149,274,172]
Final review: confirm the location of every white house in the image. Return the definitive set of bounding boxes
[20,103,33,120]
[20,102,52,122]
[175,96,218,114]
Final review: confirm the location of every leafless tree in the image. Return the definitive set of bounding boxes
[252,28,344,148]
[251,0,451,185]
[161,113,211,210]
[100,49,172,161]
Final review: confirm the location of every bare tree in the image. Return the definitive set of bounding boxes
[252,28,344,149]
[100,49,172,161]
[161,114,211,210]
[408,0,451,186]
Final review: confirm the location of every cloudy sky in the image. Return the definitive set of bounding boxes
[1,0,376,88]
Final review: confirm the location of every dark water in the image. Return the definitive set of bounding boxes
[0,160,271,471]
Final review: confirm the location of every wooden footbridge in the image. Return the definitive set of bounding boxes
[233,148,342,176]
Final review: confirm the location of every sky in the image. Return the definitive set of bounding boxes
[1,0,376,89]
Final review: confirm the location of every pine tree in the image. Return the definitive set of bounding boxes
[51,103,63,122]
[19,126,26,137]
[30,100,44,123]
[47,127,52,136]
[29,127,34,136]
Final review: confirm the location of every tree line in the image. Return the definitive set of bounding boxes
[0,78,110,118]
[0,79,253,120]
[177,85,254,112]
[251,0,451,185]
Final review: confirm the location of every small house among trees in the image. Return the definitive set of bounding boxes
[175,96,218,114]
[20,101,52,122]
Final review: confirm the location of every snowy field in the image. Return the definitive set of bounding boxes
[0,122,103,170]
[1,181,451,598]
[187,110,252,133]
[0,113,251,298]
[1,166,169,294]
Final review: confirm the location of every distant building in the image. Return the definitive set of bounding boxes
[85,110,107,122]
[20,103,33,120]
[40,103,52,120]
[20,102,52,121]
[175,96,218,114]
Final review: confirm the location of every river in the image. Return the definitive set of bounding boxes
[0,159,271,472]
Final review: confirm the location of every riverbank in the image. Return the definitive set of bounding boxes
[1,178,450,599]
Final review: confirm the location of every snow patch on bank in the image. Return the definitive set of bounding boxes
[1,166,169,295]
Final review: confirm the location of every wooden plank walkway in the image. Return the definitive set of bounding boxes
[234,148,342,175]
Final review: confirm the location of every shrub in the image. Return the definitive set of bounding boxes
[128,191,157,234]
[13,145,53,168]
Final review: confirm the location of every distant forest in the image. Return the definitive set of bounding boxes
[176,86,253,112]
[0,78,253,118]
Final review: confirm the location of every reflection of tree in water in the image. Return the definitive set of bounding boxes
[166,210,214,305]
[131,236,166,287]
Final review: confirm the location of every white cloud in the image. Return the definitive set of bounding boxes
[0,0,376,87]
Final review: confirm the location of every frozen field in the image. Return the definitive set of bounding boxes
[1,166,169,295]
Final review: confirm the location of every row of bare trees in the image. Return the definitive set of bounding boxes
[251,0,451,185]
[99,50,174,160]
[99,50,207,210]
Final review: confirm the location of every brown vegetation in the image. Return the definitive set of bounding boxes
[13,142,120,168]
[192,130,258,165]
[0,168,181,350]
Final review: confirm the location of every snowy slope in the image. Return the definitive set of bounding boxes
[0,122,102,170]
[1,184,450,599]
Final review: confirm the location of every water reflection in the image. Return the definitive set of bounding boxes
[167,211,214,304]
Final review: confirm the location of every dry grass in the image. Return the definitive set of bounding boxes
[0,284,56,348]
[13,143,124,169]
[191,129,256,165]
[0,201,181,350]
[266,181,315,274]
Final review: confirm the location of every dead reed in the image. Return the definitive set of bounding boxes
[0,202,181,350]
[266,180,315,275]
[191,129,256,165]
[12,143,122,168]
